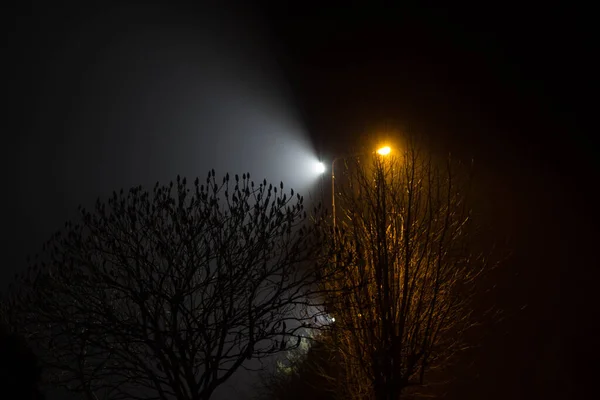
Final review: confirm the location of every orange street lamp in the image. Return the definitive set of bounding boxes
[376,146,391,156]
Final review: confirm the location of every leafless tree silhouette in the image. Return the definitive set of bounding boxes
[7,171,329,400]
[321,138,486,400]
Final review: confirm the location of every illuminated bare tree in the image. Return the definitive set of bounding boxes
[7,171,328,400]
[323,138,485,400]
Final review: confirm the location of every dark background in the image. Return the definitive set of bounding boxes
[4,2,597,399]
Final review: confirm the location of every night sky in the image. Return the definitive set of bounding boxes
[4,2,597,399]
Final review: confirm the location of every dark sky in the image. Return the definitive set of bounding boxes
[4,2,597,399]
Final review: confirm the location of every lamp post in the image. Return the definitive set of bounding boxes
[331,156,344,233]
[328,145,391,397]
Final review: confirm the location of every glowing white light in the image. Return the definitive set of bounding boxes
[314,161,326,174]
[324,314,335,324]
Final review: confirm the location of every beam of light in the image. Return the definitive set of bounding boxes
[263,139,327,195]
[376,146,391,156]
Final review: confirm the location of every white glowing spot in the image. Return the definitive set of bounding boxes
[324,314,335,324]
[314,162,326,174]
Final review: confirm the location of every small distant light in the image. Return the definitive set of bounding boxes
[314,162,326,174]
[376,146,391,156]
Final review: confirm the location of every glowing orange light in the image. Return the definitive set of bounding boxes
[376,146,391,156]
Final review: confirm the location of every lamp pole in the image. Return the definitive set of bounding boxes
[328,146,391,398]
[331,157,341,232]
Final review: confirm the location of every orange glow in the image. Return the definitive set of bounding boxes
[376,146,391,156]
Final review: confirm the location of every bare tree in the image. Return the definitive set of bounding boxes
[322,138,486,400]
[7,171,328,400]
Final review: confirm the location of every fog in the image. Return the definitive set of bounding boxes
[7,4,322,295]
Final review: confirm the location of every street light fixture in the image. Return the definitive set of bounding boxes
[376,146,391,156]
[314,161,326,174]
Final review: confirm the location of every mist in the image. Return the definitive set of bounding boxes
[8,4,321,294]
